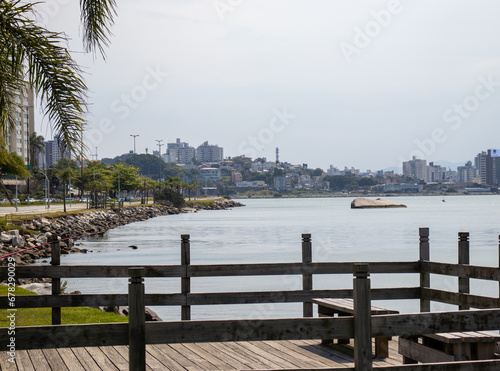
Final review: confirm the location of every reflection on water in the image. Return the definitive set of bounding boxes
[57,195,500,320]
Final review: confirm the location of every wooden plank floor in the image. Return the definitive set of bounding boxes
[0,339,404,370]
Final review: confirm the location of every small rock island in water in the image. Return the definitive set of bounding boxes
[351,197,407,209]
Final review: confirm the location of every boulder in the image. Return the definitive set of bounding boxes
[19,283,52,295]
[351,197,407,209]
[11,236,25,248]
[0,233,13,244]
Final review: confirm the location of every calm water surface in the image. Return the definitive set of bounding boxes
[57,195,500,320]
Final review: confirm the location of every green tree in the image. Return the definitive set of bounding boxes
[138,176,156,204]
[0,151,28,209]
[110,163,140,196]
[311,168,324,177]
[186,182,198,200]
[0,0,116,160]
[82,161,112,208]
[28,132,45,168]
[154,177,185,208]
[55,159,77,212]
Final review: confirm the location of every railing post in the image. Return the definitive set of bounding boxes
[181,234,191,320]
[419,227,430,312]
[50,234,61,325]
[353,263,372,371]
[129,267,146,371]
[302,233,313,317]
[458,232,470,310]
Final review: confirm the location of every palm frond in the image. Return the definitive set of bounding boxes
[0,0,88,154]
[0,2,27,141]
[80,0,117,58]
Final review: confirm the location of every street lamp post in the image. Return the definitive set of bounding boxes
[156,139,163,182]
[40,169,50,209]
[23,105,34,205]
[130,135,139,168]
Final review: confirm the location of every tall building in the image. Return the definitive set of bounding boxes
[174,146,196,164]
[457,161,476,184]
[167,138,188,152]
[475,151,488,184]
[43,135,71,168]
[474,150,500,185]
[196,141,223,163]
[7,86,35,164]
[402,156,427,182]
[427,162,445,182]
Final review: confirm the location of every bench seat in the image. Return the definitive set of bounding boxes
[399,331,500,364]
[312,298,399,358]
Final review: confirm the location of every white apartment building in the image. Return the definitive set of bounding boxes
[427,162,445,182]
[43,135,71,168]
[196,141,223,163]
[174,146,196,164]
[8,86,34,164]
[402,156,427,182]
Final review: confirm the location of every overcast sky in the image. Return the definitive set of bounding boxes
[34,0,500,171]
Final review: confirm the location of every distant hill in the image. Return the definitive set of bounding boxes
[101,153,193,179]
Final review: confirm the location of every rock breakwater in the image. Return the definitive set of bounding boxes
[0,198,244,267]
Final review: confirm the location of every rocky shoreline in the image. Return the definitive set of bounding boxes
[0,198,244,270]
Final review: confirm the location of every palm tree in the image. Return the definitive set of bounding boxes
[0,151,28,210]
[56,166,76,213]
[29,132,45,168]
[0,0,117,163]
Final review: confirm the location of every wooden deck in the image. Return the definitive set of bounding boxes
[0,339,403,370]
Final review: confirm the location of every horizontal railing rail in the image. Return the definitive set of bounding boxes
[0,287,421,309]
[420,260,500,281]
[0,261,420,279]
[422,288,500,308]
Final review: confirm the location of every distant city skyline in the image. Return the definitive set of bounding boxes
[34,1,500,171]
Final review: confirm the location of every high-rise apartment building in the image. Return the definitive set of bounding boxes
[43,135,71,168]
[457,161,476,184]
[7,86,35,164]
[175,146,196,164]
[402,156,427,182]
[474,150,500,185]
[196,141,223,163]
[427,162,445,182]
[167,138,188,152]
[475,151,488,184]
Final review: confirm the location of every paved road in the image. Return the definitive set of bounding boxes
[0,201,144,217]
[0,203,87,217]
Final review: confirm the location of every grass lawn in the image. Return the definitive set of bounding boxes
[0,285,128,327]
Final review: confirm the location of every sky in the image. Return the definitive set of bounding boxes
[33,0,500,171]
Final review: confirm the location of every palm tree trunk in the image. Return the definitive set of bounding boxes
[63,181,67,212]
[0,178,17,211]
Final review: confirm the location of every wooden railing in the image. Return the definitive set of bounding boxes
[1,228,500,371]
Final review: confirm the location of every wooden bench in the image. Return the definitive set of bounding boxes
[312,298,399,358]
[399,331,500,364]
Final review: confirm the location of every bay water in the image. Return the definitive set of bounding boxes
[58,195,500,321]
